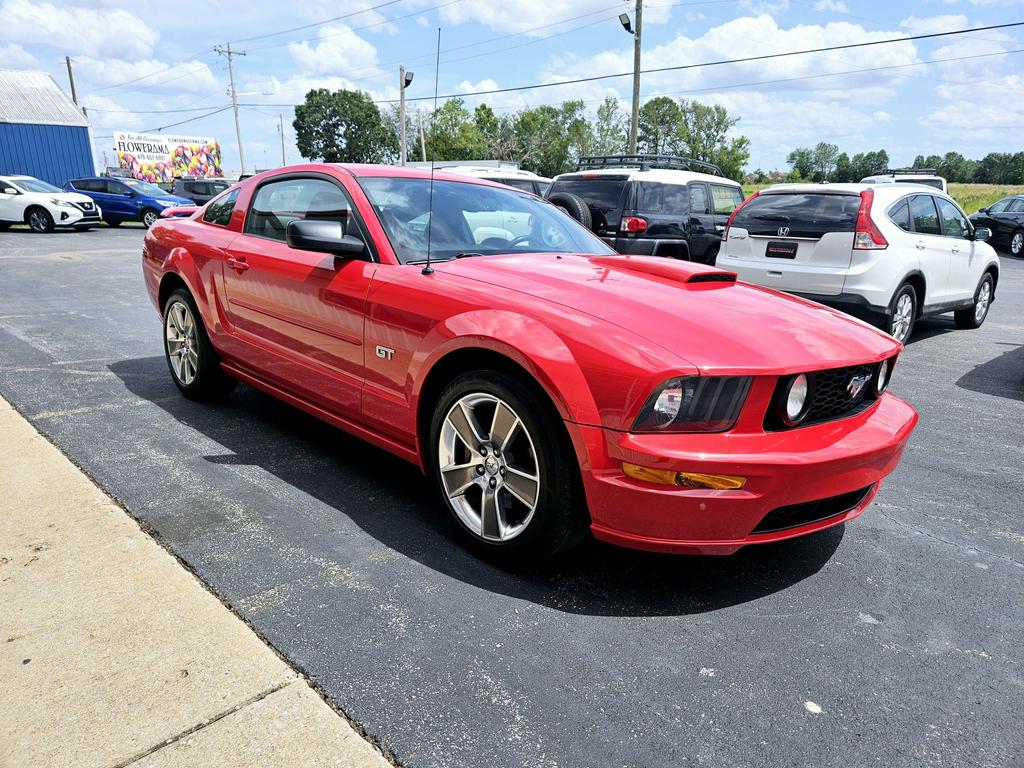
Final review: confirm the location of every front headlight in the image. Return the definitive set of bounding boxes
[633,376,752,432]
[875,357,893,395]
[156,199,177,207]
[49,198,74,208]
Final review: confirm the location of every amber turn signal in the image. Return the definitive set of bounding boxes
[622,462,746,490]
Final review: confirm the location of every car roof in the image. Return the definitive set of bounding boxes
[762,182,957,202]
[444,166,551,181]
[553,167,739,186]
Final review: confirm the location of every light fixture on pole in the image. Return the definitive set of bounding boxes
[400,66,414,166]
[620,1,642,155]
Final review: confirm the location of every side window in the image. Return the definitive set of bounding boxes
[500,178,536,193]
[203,189,239,227]
[887,198,912,232]
[1008,199,1024,213]
[107,181,128,195]
[689,183,710,215]
[711,184,743,215]
[245,177,363,244]
[935,197,970,239]
[987,198,1011,213]
[635,182,688,214]
[909,195,941,236]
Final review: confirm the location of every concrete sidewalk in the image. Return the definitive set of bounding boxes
[0,397,392,768]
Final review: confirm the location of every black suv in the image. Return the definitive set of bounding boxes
[170,177,232,205]
[545,155,745,263]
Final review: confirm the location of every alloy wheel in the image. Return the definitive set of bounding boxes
[29,211,49,232]
[975,280,992,324]
[1012,232,1023,256]
[143,211,158,228]
[165,300,199,385]
[891,293,914,342]
[438,393,540,542]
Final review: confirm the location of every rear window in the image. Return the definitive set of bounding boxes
[549,176,627,215]
[634,182,688,215]
[731,193,860,239]
[901,178,944,190]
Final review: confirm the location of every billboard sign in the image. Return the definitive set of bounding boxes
[114,131,223,182]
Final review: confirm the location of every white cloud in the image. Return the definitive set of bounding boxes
[439,0,672,36]
[288,24,380,77]
[814,0,848,12]
[0,43,36,68]
[898,14,968,35]
[872,111,892,123]
[923,73,1024,148]
[74,56,220,96]
[0,0,157,59]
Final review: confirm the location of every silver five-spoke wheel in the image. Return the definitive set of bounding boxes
[1011,231,1023,257]
[438,393,540,542]
[165,300,199,386]
[974,280,991,324]
[891,292,914,342]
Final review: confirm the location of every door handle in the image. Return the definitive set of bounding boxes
[715,225,725,232]
[914,241,926,250]
[226,256,250,272]
[951,244,961,254]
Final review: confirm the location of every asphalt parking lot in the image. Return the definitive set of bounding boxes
[1,227,1022,767]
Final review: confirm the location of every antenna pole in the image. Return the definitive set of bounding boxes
[422,28,441,277]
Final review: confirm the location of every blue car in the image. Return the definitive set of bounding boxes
[63,177,192,229]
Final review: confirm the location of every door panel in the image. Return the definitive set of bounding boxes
[909,195,950,303]
[687,182,716,262]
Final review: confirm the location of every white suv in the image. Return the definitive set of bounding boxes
[0,175,102,233]
[444,166,552,196]
[860,169,947,194]
[718,183,1000,342]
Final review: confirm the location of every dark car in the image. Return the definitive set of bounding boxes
[64,177,191,228]
[545,155,744,264]
[170,177,233,205]
[970,195,1024,257]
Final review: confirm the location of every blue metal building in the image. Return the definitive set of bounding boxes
[0,69,94,186]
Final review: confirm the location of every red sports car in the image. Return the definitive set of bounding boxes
[142,164,918,561]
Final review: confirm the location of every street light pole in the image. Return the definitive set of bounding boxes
[278,113,286,166]
[215,43,247,175]
[399,66,414,165]
[629,0,643,154]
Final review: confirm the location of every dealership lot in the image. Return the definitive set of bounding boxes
[0,228,1021,767]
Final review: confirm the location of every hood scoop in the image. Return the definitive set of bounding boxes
[688,272,736,284]
[589,255,737,287]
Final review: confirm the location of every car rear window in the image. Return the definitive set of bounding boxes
[634,182,688,215]
[548,176,627,215]
[731,192,860,238]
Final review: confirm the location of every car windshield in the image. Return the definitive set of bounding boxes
[12,177,62,194]
[123,179,168,196]
[209,180,230,192]
[359,177,614,264]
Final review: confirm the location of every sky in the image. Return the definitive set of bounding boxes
[1,0,1021,175]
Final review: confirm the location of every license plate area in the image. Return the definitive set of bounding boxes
[765,241,798,259]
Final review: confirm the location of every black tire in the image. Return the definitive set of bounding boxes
[141,209,160,228]
[162,288,237,400]
[26,207,54,233]
[1010,229,1023,257]
[105,219,122,228]
[954,273,994,329]
[886,283,917,343]
[547,192,593,231]
[428,370,587,563]
[0,222,12,231]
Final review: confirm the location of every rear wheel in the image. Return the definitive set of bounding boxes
[163,288,237,399]
[105,219,122,228]
[887,283,917,343]
[429,371,586,562]
[1010,229,1023,257]
[954,273,993,329]
[547,192,592,230]
[142,209,160,228]
[26,207,54,233]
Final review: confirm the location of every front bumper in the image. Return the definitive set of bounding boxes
[54,203,102,228]
[577,392,918,555]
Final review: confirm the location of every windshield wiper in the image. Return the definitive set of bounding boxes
[455,252,486,259]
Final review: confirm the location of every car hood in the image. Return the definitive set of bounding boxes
[434,253,899,375]
[48,191,95,205]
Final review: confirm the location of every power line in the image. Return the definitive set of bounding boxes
[231,0,407,44]
[143,105,234,132]
[91,47,217,94]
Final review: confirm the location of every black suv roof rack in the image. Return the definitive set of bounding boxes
[874,168,937,175]
[575,154,723,176]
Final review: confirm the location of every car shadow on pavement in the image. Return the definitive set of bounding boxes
[110,355,844,618]
[955,342,1024,401]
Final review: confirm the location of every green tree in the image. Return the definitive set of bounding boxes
[593,97,627,156]
[293,88,396,163]
[514,101,592,177]
[786,147,814,178]
[811,142,840,181]
[834,152,852,182]
[425,98,487,161]
[638,96,682,155]
[474,104,517,161]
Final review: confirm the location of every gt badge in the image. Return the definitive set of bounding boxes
[376,345,395,361]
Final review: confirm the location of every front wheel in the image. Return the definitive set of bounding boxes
[1010,229,1023,257]
[142,209,160,228]
[429,371,586,562]
[163,289,237,399]
[887,283,917,343]
[27,207,54,233]
[954,273,994,329]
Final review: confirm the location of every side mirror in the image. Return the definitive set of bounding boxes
[973,227,992,242]
[978,207,989,214]
[0,187,16,195]
[286,219,365,257]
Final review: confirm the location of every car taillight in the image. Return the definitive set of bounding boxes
[854,188,888,250]
[722,190,758,241]
[620,216,648,234]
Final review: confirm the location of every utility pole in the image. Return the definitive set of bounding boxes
[399,65,415,166]
[65,56,78,106]
[418,109,427,162]
[278,113,286,166]
[629,0,643,154]
[215,43,247,175]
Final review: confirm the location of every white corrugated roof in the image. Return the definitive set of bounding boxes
[0,69,88,127]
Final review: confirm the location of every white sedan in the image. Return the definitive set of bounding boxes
[0,175,102,233]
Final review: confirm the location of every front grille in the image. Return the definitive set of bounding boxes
[752,485,873,534]
[765,362,881,430]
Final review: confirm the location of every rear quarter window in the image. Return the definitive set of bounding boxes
[731,193,860,238]
[634,182,688,215]
[203,189,239,227]
[711,184,744,215]
[887,199,912,232]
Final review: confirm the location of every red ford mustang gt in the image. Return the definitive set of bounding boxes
[142,164,918,560]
